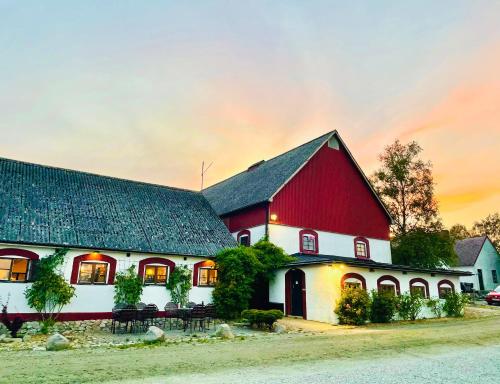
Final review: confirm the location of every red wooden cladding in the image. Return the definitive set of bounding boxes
[269,143,391,240]
[222,203,268,232]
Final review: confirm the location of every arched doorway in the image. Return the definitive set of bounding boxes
[285,269,307,319]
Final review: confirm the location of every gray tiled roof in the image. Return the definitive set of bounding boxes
[203,131,334,215]
[288,253,472,276]
[454,236,487,266]
[0,158,236,256]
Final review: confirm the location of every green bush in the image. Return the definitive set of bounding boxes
[114,266,143,305]
[212,247,261,320]
[166,266,192,307]
[24,248,75,328]
[396,293,423,320]
[370,290,397,323]
[426,298,443,318]
[443,292,469,317]
[241,309,284,329]
[335,287,371,325]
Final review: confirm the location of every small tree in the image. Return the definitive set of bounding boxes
[251,238,295,307]
[396,293,423,321]
[114,265,143,305]
[166,266,192,307]
[335,287,371,325]
[449,224,471,241]
[370,290,397,323]
[472,212,500,251]
[212,247,262,320]
[24,248,76,330]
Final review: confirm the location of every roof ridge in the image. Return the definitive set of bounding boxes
[0,156,200,195]
[203,130,335,191]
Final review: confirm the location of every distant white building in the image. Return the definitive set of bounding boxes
[453,236,500,292]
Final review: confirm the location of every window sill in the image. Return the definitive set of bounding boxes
[0,280,29,284]
[197,285,216,288]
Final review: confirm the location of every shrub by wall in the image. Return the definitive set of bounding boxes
[370,290,397,323]
[241,309,284,329]
[335,287,371,325]
[443,292,469,317]
[396,293,423,321]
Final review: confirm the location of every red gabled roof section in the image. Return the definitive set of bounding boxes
[269,136,391,240]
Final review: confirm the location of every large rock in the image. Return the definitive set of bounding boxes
[144,326,165,343]
[214,324,234,339]
[272,322,287,334]
[46,333,70,351]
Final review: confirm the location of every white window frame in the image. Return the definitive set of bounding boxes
[78,260,109,285]
[143,263,170,285]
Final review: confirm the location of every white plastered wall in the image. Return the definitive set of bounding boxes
[269,263,462,324]
[0,243,214,315]
[268,224,392,263]
[231,225,267,246]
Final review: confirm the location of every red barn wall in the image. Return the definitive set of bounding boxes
[269,143,390,240]
[222,203,268,233]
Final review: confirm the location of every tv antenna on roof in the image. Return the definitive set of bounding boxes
[201,160,213,190]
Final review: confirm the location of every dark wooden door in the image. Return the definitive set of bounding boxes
[290,269,304,317]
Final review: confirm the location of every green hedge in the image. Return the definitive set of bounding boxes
[241,309,284,329]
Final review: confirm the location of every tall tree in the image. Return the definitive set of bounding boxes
[449,224,471,241]
[391,230,457,268]
[371,140,440,236]
[472,212,500,250]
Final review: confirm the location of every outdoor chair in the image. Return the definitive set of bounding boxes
[111,305,138,334]
[187,304,206,332]
[204,304,217,329]
[138,304,159,331]
[163,302,179,330]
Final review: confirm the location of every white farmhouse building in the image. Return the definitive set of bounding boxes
[204,131,471,324]
[453,236,500,292]
[0,158,235,321]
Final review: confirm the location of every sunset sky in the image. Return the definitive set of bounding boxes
[1,1,499,228]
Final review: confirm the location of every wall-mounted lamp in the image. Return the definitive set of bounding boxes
[270,213,278,221]
[126,253,131,258]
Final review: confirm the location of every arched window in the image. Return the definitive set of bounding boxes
[70,253,117,285]
[377,275,400,296]
[193,260,218,287]
[353,237,370,259]
[237,230,251,247]
[409,278,429,298]
[0,248,39,282]
[438,279,455,299]
[299,229,319,254]
[341,273,367,290]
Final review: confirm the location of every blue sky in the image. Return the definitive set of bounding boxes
[1,1,499,226]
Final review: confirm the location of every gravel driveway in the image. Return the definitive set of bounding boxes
[120,344,500,384]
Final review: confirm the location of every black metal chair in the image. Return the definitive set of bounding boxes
[163,302,179,330]
[138,304,159,331]
[188,304,206,332]
[111,305,138,334]
[204,304,216,329]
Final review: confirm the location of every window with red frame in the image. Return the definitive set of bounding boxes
[0,257,30,282]
[354,237,369,258]
[302,234,316,253]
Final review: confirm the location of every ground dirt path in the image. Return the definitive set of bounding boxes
[114,344,500,384]
[1,309,499,384]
